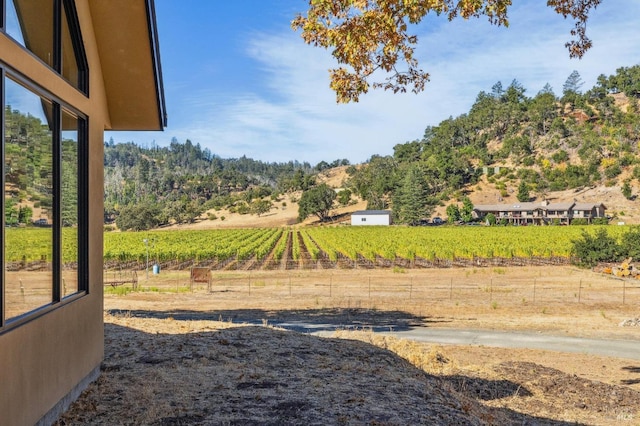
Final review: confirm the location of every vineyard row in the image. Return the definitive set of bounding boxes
[101,226,608,271]
[6,226,620,272]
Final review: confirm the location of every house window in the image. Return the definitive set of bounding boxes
[3,0,88,94]
[361,217,366,222]
[1,72,88,327]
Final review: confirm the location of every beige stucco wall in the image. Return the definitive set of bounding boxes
[0,1,105,424]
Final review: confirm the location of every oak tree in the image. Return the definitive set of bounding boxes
[293,0,603,102]
[298,183,337,222]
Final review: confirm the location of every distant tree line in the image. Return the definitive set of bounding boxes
[104,138,350,230]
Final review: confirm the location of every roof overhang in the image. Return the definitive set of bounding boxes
[89,0,167,130]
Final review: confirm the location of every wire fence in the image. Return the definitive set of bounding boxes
[119,267,640,309]
[103,255,575,272]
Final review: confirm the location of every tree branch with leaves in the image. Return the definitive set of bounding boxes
[293,0,603,103]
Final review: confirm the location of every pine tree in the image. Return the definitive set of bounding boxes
[517,181,530,202]
[622,180,633,200]
[395,166,426,226]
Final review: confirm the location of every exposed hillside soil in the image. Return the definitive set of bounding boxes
[432,176,640,225]
[157,167,366,231]
[157,163,639,230]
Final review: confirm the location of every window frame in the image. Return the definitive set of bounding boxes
[0,64,89,332]
[0,0,89,95]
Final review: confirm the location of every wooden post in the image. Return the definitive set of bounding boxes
[533,278,536,304]
[623,280,626,305]
[490,278,493,302]
[289,275,292,297]
[578,279,582,303]
[449,278,453,300]
[409,276,413,300]
[329,274,332,298]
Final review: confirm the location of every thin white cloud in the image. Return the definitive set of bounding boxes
[108,0,640,164]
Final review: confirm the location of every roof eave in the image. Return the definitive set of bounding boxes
[90,0,166,131]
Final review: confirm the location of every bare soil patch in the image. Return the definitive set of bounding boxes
[57,267,640,425]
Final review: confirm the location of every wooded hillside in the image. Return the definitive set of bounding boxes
[9,65,640,230]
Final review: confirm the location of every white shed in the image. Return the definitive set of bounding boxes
[351,210,392,226]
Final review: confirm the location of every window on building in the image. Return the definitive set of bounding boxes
[361,218,366,222]
[2,73,88,327]
[2,0,88,94]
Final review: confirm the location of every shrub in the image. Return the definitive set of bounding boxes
[620,227,640,260]
[571,228,621,267]
[604,163,622,179]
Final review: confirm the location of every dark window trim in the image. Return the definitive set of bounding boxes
[1,0,5,31]
[0,0,89,96]
[53,0,62,73]
[77,114,88,293]
[0,66,5,329]
[0,65,89,334]
[146,0,167,127]
[53,102,62,303]
[62,0,89,95]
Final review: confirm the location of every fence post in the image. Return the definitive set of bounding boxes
[449,278,453,300]
[578,279,582,303]
[369,276,371,300]
[623,280,626,305]
[289,274,292,297]
[330,274,332,298]
[248,272,251,296]
[533,278,536,304]
[490,278,493,302]
[409,276,413,300]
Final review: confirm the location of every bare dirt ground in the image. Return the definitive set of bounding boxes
[56,266,640,425]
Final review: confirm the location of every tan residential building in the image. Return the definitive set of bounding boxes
[0,1,166,424]
[473,201,607,225]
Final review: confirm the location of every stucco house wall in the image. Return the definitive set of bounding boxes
[0,1,165,424]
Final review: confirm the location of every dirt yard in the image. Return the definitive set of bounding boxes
[57,266,640,425]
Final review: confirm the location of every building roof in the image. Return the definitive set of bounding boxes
[89,0,167,130]
[352,210,392,216]
[573,202,607,211]
[474,201,606,213]
[474,202,542,212]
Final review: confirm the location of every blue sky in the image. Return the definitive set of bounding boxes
[106,1,640,165]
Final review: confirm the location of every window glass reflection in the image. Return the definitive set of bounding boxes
[5,0,25,45]
[5,0,54,67]
[61,3,81,90]
[61,108,79,297]
[4,77,54,319]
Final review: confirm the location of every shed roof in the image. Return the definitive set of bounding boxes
[352,210,392,216]
[89,0,166,130]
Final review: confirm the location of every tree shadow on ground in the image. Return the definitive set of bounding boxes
[61,322,583,425]
[106,307,450,333]
[622,365,640,385]
[441,375,533,400]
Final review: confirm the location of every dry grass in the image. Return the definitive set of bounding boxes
[57,267,640,425]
